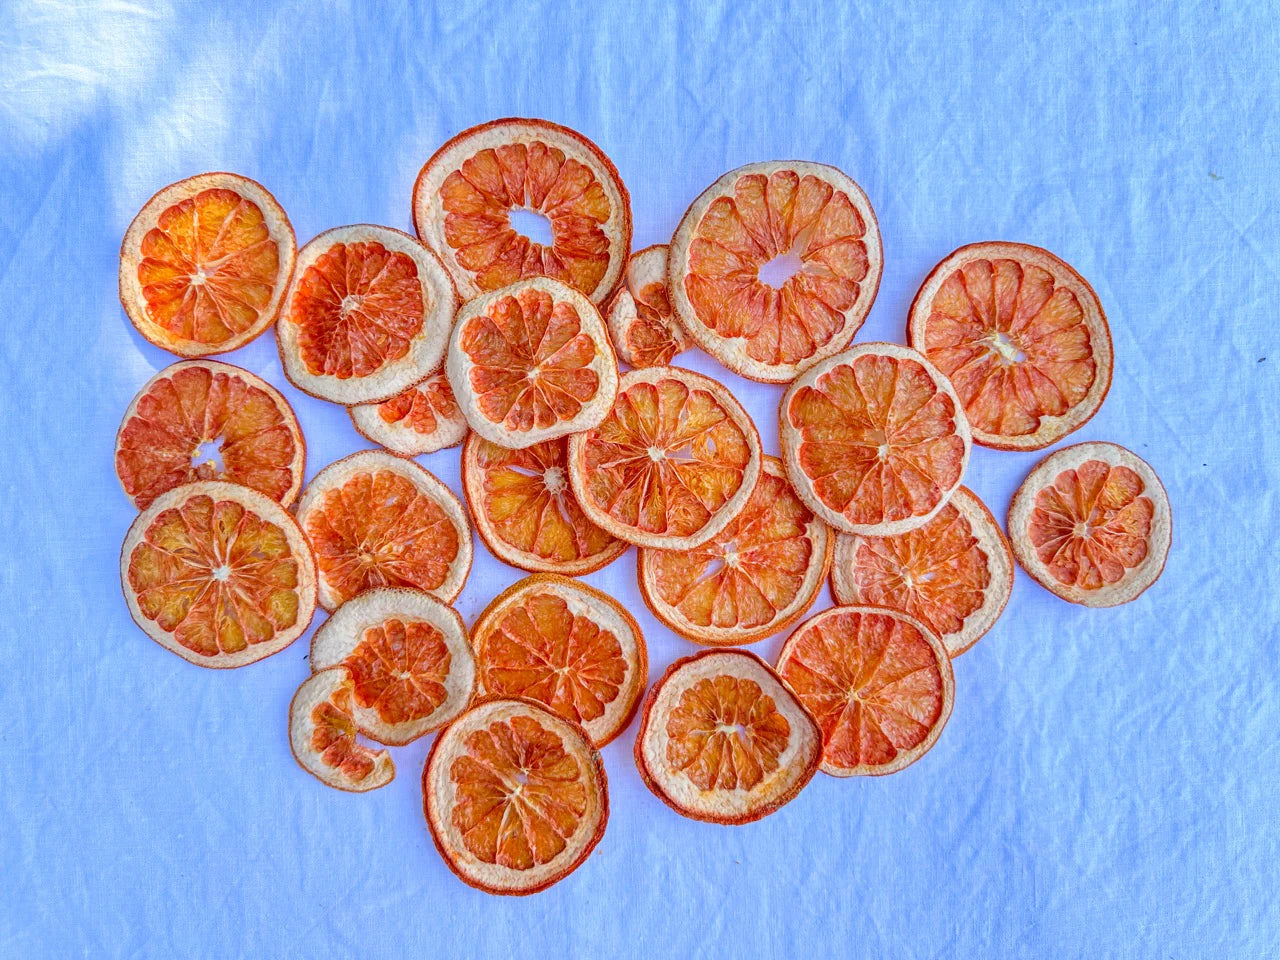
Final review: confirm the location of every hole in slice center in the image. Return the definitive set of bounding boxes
[191,439,225,473]
[990,331,1027,364]
[509,208,554,247]
[757,249,804,289]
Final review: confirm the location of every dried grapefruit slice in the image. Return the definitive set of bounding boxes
[907,242,1113,450]
[277,225,457,404]
[568,366,762,549]
[668,161,883,383]
[423,697,608,895]
[780,342,972,536]
[446,277,618,448]
[413,118,632,306]
[120,480,317,668]
[605,244,691,368]
[638,457,832,646]
[310,587,475,745]
[775,606,955,777]
[830,486,1013,657]
[471,575,646,747]
[289,668,395,792]
[1007,441,1171,606]
[348,372,468,457]
[634,649,821,824]
[294,450,472,611]
[119,173,296,357]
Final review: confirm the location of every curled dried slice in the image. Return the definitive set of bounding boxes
[605,244,691,368]
[349,372,468,457]
[290,668,394,792]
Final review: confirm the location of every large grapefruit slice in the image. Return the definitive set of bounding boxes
[348,372,468,457]
[289,668,395,792]
[605,244,691,368]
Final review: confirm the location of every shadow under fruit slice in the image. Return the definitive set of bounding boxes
[289,668,394,792]
[605,244,691,368]
[348,372,468,458]
[423,698,608,896]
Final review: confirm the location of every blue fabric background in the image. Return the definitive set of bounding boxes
[2,1,1276,956]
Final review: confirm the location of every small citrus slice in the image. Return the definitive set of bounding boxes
[289,668,395,792]
[424,698,608,895]
[471,575,647,747]
[349,372,468,457]
[277,225,457,404]
[294,450,472,611]
[413,118,632,306]
[775,606,955,777]
[309,587,475,745]
[907,242,1113,450]
[638,457,832,646]
[780,342,972,536]
[1007,441,1171,606]
[634,649,821,824]
[568,366,762,549]
[605,244,691,368]
[446,277,619,448]
[668,161,883,383]
[120,480,317,668]
[119,173,296,357]
[830,486,1013,657]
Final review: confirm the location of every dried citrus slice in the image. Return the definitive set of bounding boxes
[568,366,762,549]
[668,161,882,383]
[605,244,691,368]
[775,606,955,777]
[120,480,317,668]
[907,242,1113,450]
[780,342,972,536]
[119,173,296,357]
[471,575,647,747]
[423,697,608,895]
[413,118,632,306]
[294,450,472,611]
[1007,441,1171,606]
[830,486,1013,657]
[289,668,395,792]
[277,225,457,404]
[309,587,475,745]
[348,372,468,457]
[634,649,821,824]
[446,277,618,448]
[637,457,832,646]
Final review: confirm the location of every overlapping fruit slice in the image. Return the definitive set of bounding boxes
[638,457,832,646]
[781,342,972,536]
[348,372,468,457]
[471,575,647,747]
[119,173,296,357]
[907,241,1113,450]
[290,668,395,792]
[1007,441,1171,606]
[605,244,691,368]
[294,450,472,611]
[830,486,1013,657]
[775,606,954,777]
[413,117,632,306]
[277,225,457,404]
[120,480,317,668]
[633,649,821,824]
[424,698,608,895]
[568,366,762,549]
[668,161,883,383]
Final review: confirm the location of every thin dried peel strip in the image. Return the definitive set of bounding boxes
[349,372,468,457]
[290,668,394,792]
[606,244,690,368]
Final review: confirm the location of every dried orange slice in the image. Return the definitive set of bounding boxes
[907,242,1113,450]
[605,244,691,368]
[637,457,832,646]
[775,606,955,777]
[668,161,882,383]
[277,225,457,404]
[446,277,618,448]
[633,649,821,824]
[568,366,762,549]
[1007,441,1171,606]
[115,360,304,511]
[471,575,647,747]
[780,342,972,536]
[830,486,1013,657]
[348,372,468,457]
[294,450,472,611]
[309,587,475,745]
[119,173,296,357]
[120,480,317,668]
[413,118,632,306]
[423,697,608,895]
[289,668,395,792]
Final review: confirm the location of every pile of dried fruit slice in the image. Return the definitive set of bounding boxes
[605,245,691,368]
[290,668,396,792]
[349,372,468,457]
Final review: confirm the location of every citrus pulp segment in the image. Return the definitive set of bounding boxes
[605,244,691,368]
[348,372,468,457]
[289,668,395,792]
